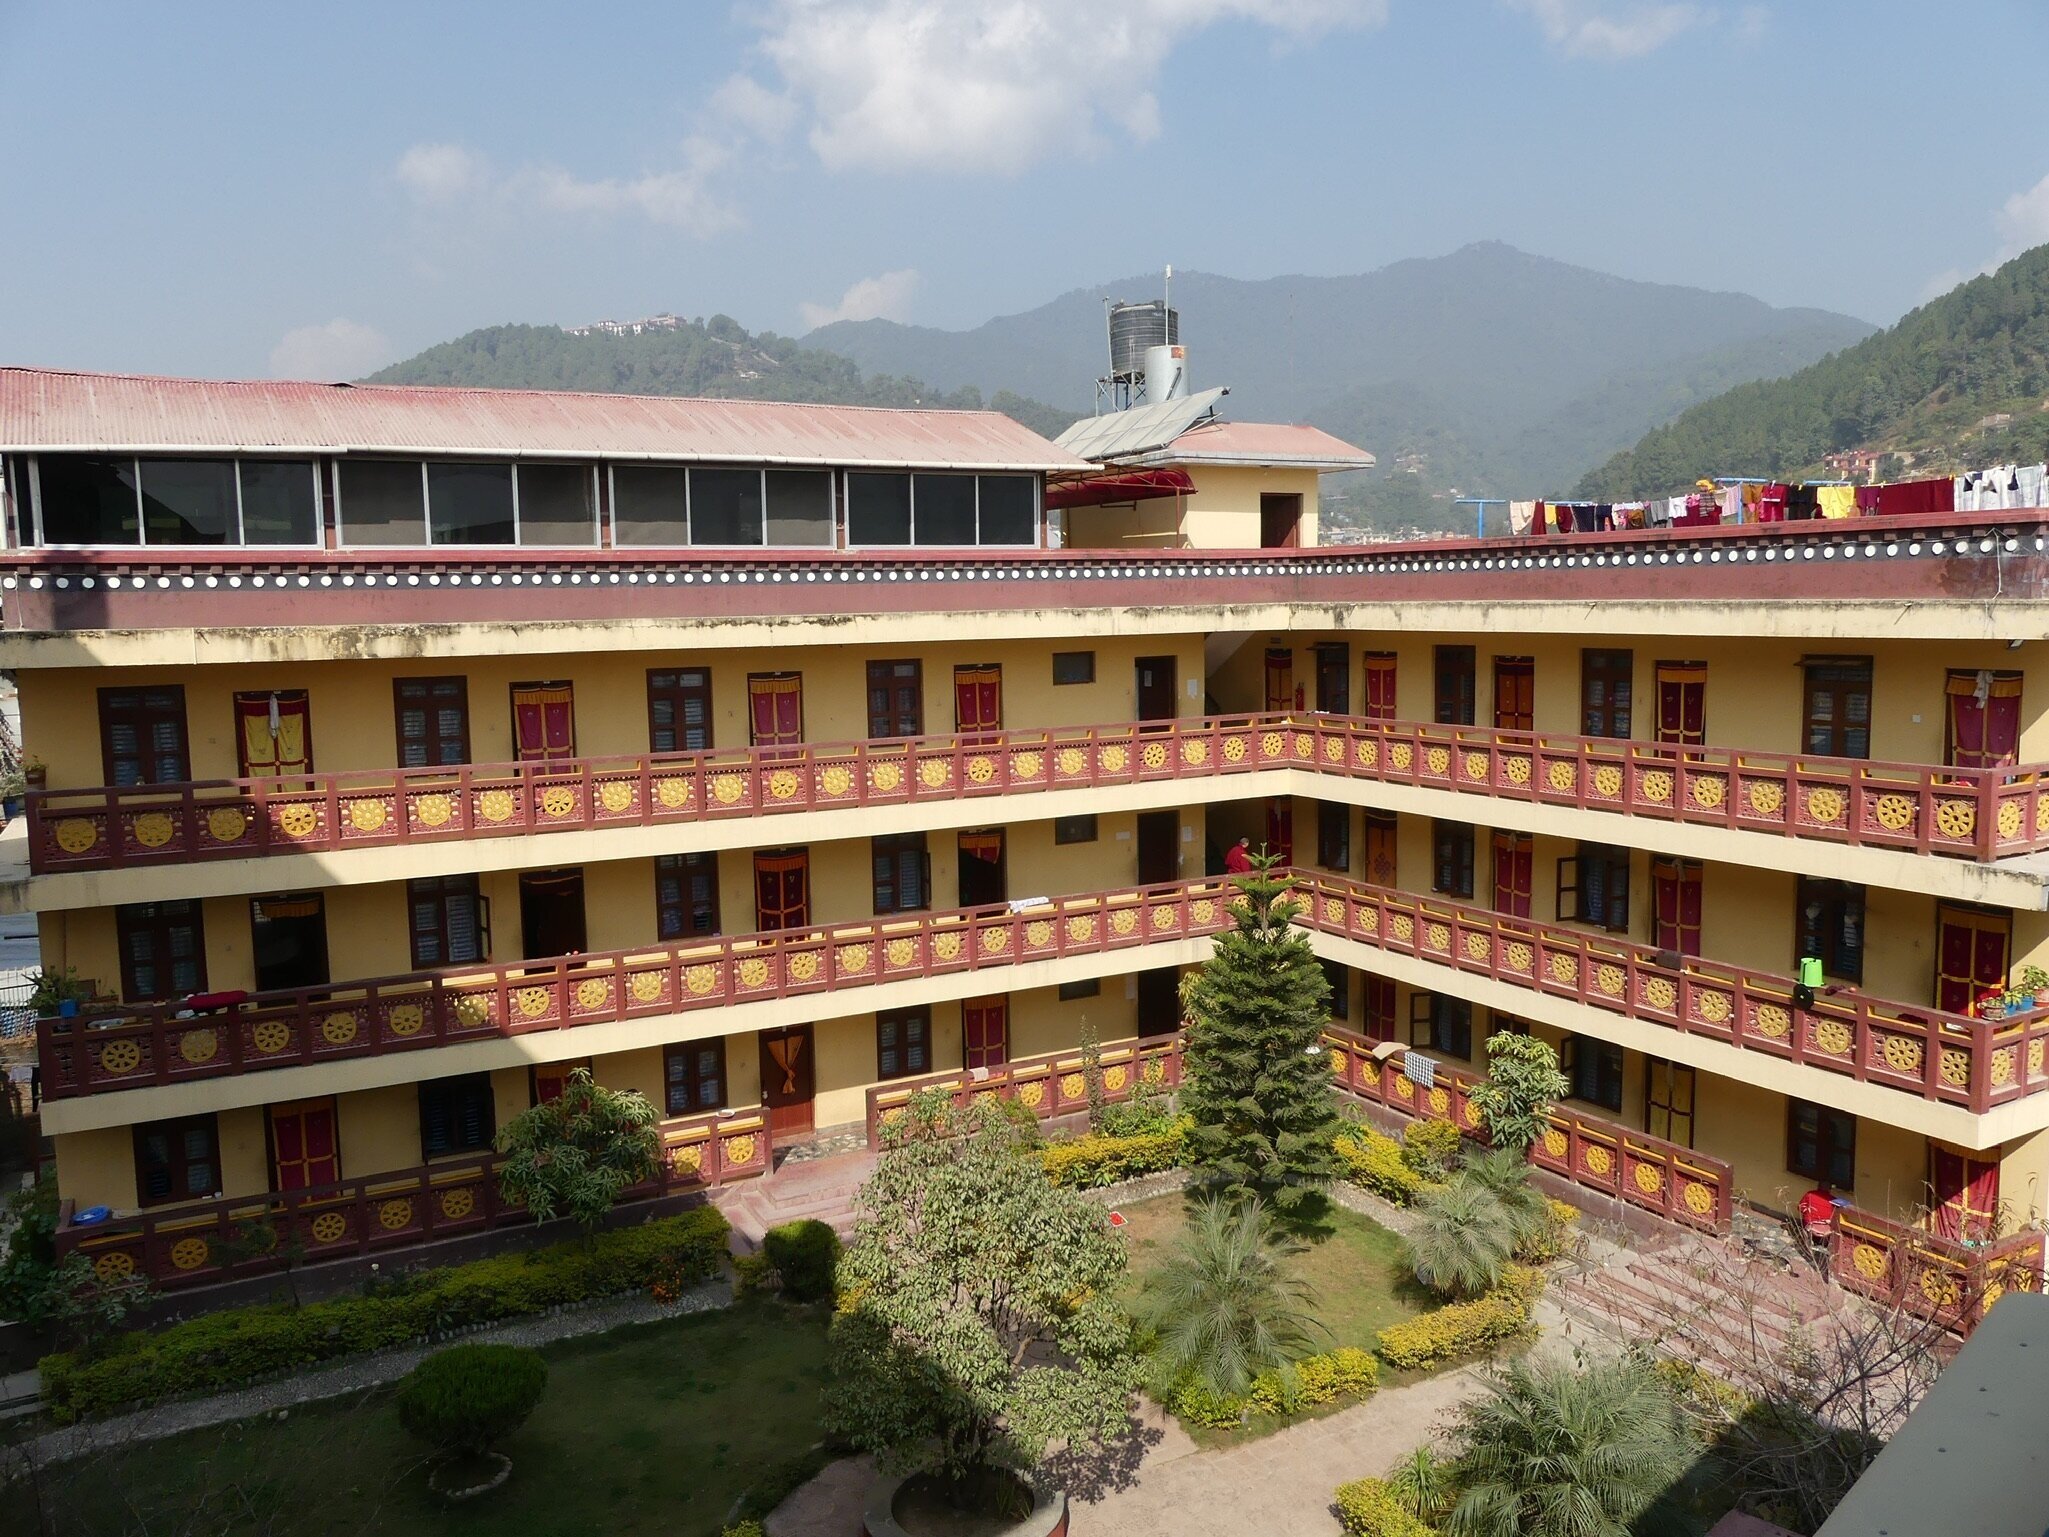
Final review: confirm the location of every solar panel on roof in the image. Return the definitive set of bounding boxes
[1053,387,1227,465]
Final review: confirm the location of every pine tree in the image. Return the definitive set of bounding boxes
[1179,856,1342,1217]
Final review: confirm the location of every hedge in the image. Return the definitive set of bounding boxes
[1333,1128,1433,1205]
[1168,1344,1380,1428]
[1374,1264,1543,1372]
[1039,1117,1190,1188]
[41,1208,730,1421]
[1334,1477,1437,1537]
[761,1219,840,1303]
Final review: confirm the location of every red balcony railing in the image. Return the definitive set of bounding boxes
[38,877,1231,1101]
[26,712,2046,877]
[1827,1205,2046,1337]
[863,1034,1186,1148]
[1289,870,2048,1116]
[51,1105,769,1292]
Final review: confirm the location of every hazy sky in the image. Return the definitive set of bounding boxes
[3,0,2045,380]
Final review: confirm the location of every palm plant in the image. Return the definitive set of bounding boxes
[1386,1445,1455,1524]
[1459,1147,1549,1250]
[1444,1356,1691,1537]
[1137,1195,1326,1398]
[1405,1177,1519,1299]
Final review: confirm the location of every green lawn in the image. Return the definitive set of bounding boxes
[21,1298,833,1537]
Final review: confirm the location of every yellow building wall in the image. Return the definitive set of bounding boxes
[1063,464,1322,552]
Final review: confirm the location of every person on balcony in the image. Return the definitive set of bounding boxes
[1224,836,1255,875]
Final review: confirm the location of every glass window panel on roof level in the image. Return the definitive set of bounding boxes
[137,460,237,545]
[339,460,428,546]
[427,462,515,545]
[913,474,976,545]
[765,470,833,547]
[689,467,764,546]
[848,472,911,545]
[611,465,687,546]
[37,455,140,545]
[977,475,1036,545]
[238,460,319,544]
[513,463,596,546]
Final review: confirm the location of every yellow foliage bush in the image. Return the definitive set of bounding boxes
[1334,1477,1437,1537]
[1374,1265,1543,1371]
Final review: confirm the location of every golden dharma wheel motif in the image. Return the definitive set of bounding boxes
[170,1237,210,1271]
[1259,731,1286,759]
[1389,913,1415,942]
[1461,1100,1482,1129]
[1805,786,1847,825]
[1098,745,1129,774]
[1393,1077,1415,1101]
[1055,747,1086,777]
[598,780,635,814]
[1582,1145,1614,1176]
[871,761,905,792]
[918,759,951,789]
[1012,750,1045,779]
[251,1020,291,1055]
[1697,991,1733,1024]
[1427,1086,1450,1115]
[1356,739,1379,769]
[1751,1003,1792,1040]
[789,952,821,981]
[1290,732,1314,759]
[1104,1065,1129,1092]
[723,1134,758,1166]
[629,971,665,1003]
[1920,1268,1963,1308]
[205,806,248,843]
[1873,792,1916,831]
[1634,1162,1665,1194]
[2030,1038,2045,1078]
[1547,952,1580,984]
[1181,739,1209,767]
[671,1143,704,1174]
[133,811,176,848]
[1595,963,1625,997]
[1638,770,1673,804]
[347,798,388,834]
[1109,909,1138,937]
[1682,1181,1715,1216]
[1546,760,1577,792]
[932,932,965,960]
[1690,775,1728,810]
[1148,906,1175,933]
[1881,1035,1925,1075]
[1223,735,1250,763]
[982,925,1014,951]
[277,801,320,838]
[1025,920,1053,947]
[574,978,610,1011]
[2037,796,2049,836]
[1998,800,2024,841]
[886,937,918,966]
[655,777,693,809]
[53,816,101,854]
[1852,1243,1887,1279]
[768,769,801,799]
[477,788,516,823]
[1939,1047,1972,1087]
[1541,1129,1568,1158]
[837,942,873,974]
[1018,1081,1046,1108]
[539,785,577,818]
[178,1027,218,1065]
[1059,1072,1087,1098]
[712,773,747,805]
[1744,780,1785,817]
[1323,736,1345,765]
[1812,1018,1852,1056]
[1992,1046,2017,1086]
[378,1198,413,1231]
[514,985,553,1018]
[1591,764,1623,799]
[1642,976,1677,1011]
[1191,899,1217,925]
[415,792,454,828]
[1462,751,1490,782]
[1145,740,1172,770]
[1323,897,1345,925]
[97,1039,142,1075]
[1934,798,1976,840]
[319,1009,358,1046]
[440,1187,475,1220]
[451,995,491,1028]
[737,958,772,987]
[1503,754,1532,786]
[387,1003,426,1037]
[1388,742,1415,771]
[94,1250,137,1283]
[1424,922,1452,951]
[1067,915,1097,943]
[1464,932,1491,962]
[1505,941,1535,972]
[1424,746,1451,776]
[820,764,855,796]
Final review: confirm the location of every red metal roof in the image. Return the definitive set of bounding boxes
[0,368,1092,472]
[1132,419,1375,470]
[1042,468,1195,509]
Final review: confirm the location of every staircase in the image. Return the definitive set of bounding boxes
[713,1147,874,1254]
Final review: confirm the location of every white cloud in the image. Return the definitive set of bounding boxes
[1504,0,1704,59]
[1921,170,2049,301]
[747,0,1389,176]
[710,74,799,142]
[515,137,742,236]
[269,319,394,381]
[800,268,923,329]
[394,142,488,202]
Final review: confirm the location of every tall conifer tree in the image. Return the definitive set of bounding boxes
[1180,856,1342,1216]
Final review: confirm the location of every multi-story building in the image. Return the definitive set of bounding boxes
[4,363,2048,1296]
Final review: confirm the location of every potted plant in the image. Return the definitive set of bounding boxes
[1980,988,2008,1021]
[2023,966,2049,1008]
[21,756,46,790]
[27,966,94,1020]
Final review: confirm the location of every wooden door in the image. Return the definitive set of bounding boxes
[754,850,810,930]
[518,869,587,958]
[1264,648,1295,713]
[1945,670,2022,769]
[1364,811,1397,887]
[748,674,804,748]
[1138,810,1179,884]
[234,690,312,776]
[1936,904,2010,1015]
[1137,968,1181,1036]
[1434,647,1475,726]
[953,665,1002,739]
[866,660,923,740]
[268,1098,340,1193]
[1651,858,1703,956]
[1362,653,1397,722]
[1314,645,1350,714]
[511,683,576,763]
[1491,832,1532,917]
[1259,493,1301,548]
[759,1026,815,1136]
[1264,798,1293,864]
[1493,658,1534,733]
[1135,656,1177,723]
[958,830,1005,907]
[1803,659,1872,759]
[1930,1145,1999,1241]
[963,996,1009,1070]
[1655,663,1706,747]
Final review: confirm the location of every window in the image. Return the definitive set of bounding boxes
[1054,814,1098,845]
[872,833,929,914]
[338,459,428,545]
[117,900,206,1002]
[1558,844,1630,932]
[690,466,764,545]
[1581,649,1633,739]
[99,686,189,785]
[408,875,485,967]
[37,455,139,544]
[1410,994,1472,1059]
[1434,646,1476,726]
[656,853,721,939]
[419,1074,497,1158]
[1362,653,1397,722]
[133,1115,220,1206]
[33,455,318,546]
[765,471,834,547]
[1788,1099,1855,1189]
[664,1042,727,1114]
[1363,976,1397,1041]
[394,677,470,768]
[877,1009,932,1079]
[1057,978,1100,1001]
[847,472,911,545]
[514,462,598,546]
[612,466,834,547]
[1803,658,1873,759]
[611,465,688,545]
[1432,821,1475,898]
[1562,1035,1624,1112]
[1651,858,1702,957]
[847,472,1036,546]
[1645,1059,1695,1147]
[1797,878,1864,983]
[1317,802,1351,872]
[425,462,515,545]
[137,458,238,544]
[647,668,713,753]
[1052,651,1096,685]
[866,660,923,739]
[1321,960,1350,1021]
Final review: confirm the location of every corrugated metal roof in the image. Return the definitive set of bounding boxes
[1123,419,1375,471]
[1052,388,1228,464]
[0,368,1093,472]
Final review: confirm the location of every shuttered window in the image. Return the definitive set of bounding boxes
[394,677,470,768]
[419,1074,496,1158]
[877,1009,931,1080]
[99,686,189,785]
[656,853,721,939]
[648,668,713,753]
[409,875,484,967]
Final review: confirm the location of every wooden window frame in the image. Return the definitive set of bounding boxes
[663,1041,727,1115]
[1321,959,1350,1022]
[1432,820,1475,899]
[1644,1058,1695,1148]
[1433,645,1476,727]
[646,667,714,754]
[1409,992,1472,1059]
[1313,642,1351,714]
[1580,649,1634,740]
[133,1113,222,1207]
[1051,650,1095,686]
[871,832,930,915]
[655,852,721,940]
[393,676,471,769]
[98,684,190,786]
[1796,876,1865,984]
[1561,1035,1624,1113]
[1317,801,1351,872]
[1556,845,1630,933]
[876,1007,932,1081]
[418,1073,497,1160]
[1053,814,1098,845]
[116,899,208,1003]
[1788,1098,1856,1190]
[407,874,487,968]
[1801,656,1874,761]
[1057,978,1100,1001]
[865,658,924,740]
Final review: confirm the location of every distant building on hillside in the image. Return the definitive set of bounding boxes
[562,313,686,338]
[1822,447,1883,482]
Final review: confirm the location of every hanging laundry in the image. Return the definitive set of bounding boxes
[1509,500,1537,535]
[1758,483,1789,522]
[1817,485,1856,519]
[1720,486,1744,524]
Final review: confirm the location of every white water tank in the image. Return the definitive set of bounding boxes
[1143,343,1189,401]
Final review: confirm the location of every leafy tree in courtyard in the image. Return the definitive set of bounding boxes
[825,1093,1141,1487]
[1179,857,1342,1217]
[1443,1356,1690,1537]
[1465,1033,1567,1154]
[1136,1194,1326,1399]
[495,1069,661,1235]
